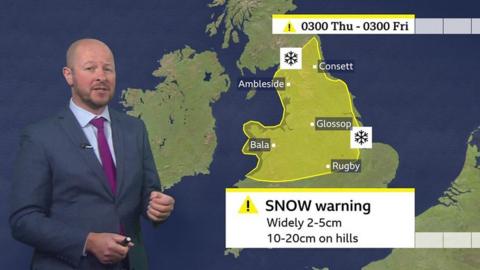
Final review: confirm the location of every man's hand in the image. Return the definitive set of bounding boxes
[85,233,134,265]
[147,191,174,222]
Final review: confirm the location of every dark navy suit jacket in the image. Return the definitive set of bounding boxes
[10,107,161,270]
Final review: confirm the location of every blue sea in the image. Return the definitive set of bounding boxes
[1,0,480,269]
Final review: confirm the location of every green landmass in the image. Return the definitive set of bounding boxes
[245,89,256,100]
[224,248,241,258]
[206,0,310,73]
[207,0,401,262]
[242,37,360,182]
[121,46,230,189]
[363,130,480,270]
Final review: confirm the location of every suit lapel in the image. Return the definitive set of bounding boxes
[110,109,126,197]
[57,108,115,199]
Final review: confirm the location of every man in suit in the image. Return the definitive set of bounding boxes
[9,38,175,269]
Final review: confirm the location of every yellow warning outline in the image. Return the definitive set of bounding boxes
[272,14,415,19]
[242,36,360,183]
[227,188,415,193]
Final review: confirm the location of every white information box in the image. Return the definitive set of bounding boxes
[226,188,415,248]
[272,14,415,35]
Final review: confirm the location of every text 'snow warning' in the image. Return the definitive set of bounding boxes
[225,188,415,248]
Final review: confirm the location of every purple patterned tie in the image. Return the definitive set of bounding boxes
[90,117,116,194]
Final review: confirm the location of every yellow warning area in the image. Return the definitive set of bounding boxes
[242,36,360,182]
[283,21,296,33]
[238,196,258,214]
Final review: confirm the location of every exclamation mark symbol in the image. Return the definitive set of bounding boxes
[239,196,257,214]
[283,21,296,33]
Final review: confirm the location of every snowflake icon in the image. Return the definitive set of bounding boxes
[284,51,298,66]
[354,130,369,145]
[350,127,372,149]
[280,48,302,70]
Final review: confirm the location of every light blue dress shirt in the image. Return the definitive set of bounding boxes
[69,99,117,165]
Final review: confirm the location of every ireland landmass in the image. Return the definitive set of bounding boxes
[122,46,230,189]
[363,128,480,270]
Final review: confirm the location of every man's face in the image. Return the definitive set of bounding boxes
[63,41,116,112]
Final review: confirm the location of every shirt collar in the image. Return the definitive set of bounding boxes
[69,98,111,128]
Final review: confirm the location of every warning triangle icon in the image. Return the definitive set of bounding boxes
[238,196,258,214]
[283,21,296,33]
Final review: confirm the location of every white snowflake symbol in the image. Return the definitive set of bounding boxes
[354,130,369,145]
[284,51,298,66]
